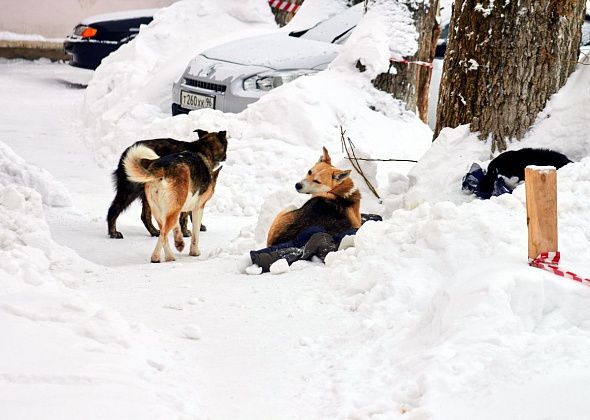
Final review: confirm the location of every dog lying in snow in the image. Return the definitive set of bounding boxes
[463,148,572,198]
[107,129,214,239]
[266,147,361,247]
[123,130,227,263]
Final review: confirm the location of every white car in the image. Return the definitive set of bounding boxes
[171,5,364,115]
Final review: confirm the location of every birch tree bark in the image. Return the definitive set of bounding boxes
[435,0,586,152]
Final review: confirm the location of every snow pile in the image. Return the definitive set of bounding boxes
[331,0,417,78]
[82,0,277,164]
[313,163,590,417]
[297,55,590,418]
[0,141,71,207]
[82,0,432,223]
[406,53,590,208]
[0,31,42,41]
[285,0,348,30]
[0,31,63,42]
[0,152,196,418]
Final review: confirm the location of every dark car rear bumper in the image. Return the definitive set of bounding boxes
[63,38,120,70]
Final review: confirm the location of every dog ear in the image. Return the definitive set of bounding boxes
[333,169,351,182]
[194,129,208,138]
[217,130,227,139]
[319,146,331,165]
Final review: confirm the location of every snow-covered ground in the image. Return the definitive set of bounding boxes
[0,31,64,42]
[2,0,590,418]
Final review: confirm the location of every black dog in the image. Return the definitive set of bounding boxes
[107,129,211,239]
[475,148,572,198]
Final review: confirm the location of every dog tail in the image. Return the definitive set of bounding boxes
[123,145,160,184]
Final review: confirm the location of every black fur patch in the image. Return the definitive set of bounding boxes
[270,196,356,246]
[479,148,572,196]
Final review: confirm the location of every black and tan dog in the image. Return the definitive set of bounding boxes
[107,129,212,239]
[267,147,361,247]
[123,131,227,263]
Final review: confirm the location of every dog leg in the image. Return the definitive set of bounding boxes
[182,212,206,234]
[141,194,160,237]
[161,214,179,262]
[151,224,165,263]
[173,223,185,252]
[189,208,204,256]
[107,189,138,239]
[179,212,191,237]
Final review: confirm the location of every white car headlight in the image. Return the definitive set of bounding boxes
[243,69,317,91]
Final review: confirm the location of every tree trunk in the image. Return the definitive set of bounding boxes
[372,0,440,124]
[435,0,586,152]
[271,0,305,26]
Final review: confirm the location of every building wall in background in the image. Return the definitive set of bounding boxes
[0,0,177,38]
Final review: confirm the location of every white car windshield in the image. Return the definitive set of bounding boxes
[297,4,364,44]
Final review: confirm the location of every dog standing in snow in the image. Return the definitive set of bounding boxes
[123,130,227,262]
[107,129,212,239]
[266,147,361,247]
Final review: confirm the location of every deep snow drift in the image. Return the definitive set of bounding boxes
[0,155,199,419]
[2,0,590,418]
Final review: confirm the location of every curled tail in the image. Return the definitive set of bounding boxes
[123,145,160,184]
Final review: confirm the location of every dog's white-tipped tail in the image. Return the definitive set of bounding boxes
[123,145,160,184]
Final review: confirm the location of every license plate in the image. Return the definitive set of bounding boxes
[180,91,215,110]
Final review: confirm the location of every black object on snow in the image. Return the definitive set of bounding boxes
[462,148,572,199]
[250,213,382,273]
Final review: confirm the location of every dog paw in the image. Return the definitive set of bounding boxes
[175,240,185,252]
[189,248,201,257]
[109,231,124,239]
[200,224,207,232]
[151,258,161,263]
[165,255,176,262]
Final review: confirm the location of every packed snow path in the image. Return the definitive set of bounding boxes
[0,60,356,419]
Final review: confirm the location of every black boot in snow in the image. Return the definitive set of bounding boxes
[301,232,338,262]
[250,247,304,273]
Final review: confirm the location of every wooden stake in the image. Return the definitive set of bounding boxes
[525,166,558,260]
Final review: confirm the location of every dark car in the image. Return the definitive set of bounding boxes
[64,9,156,70]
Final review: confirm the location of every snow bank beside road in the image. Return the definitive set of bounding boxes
[304,51,590,420]
[122,67,432,221]
[82,0,277,166]
[332,0,417,78]
[316,159,590,417]
[82,0,432,221]
[0,147,196,419]
[0,141,71,207]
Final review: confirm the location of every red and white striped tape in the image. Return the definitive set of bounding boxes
[268,0,301,13]
[529,251,590,287]
[390,58,434,68]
